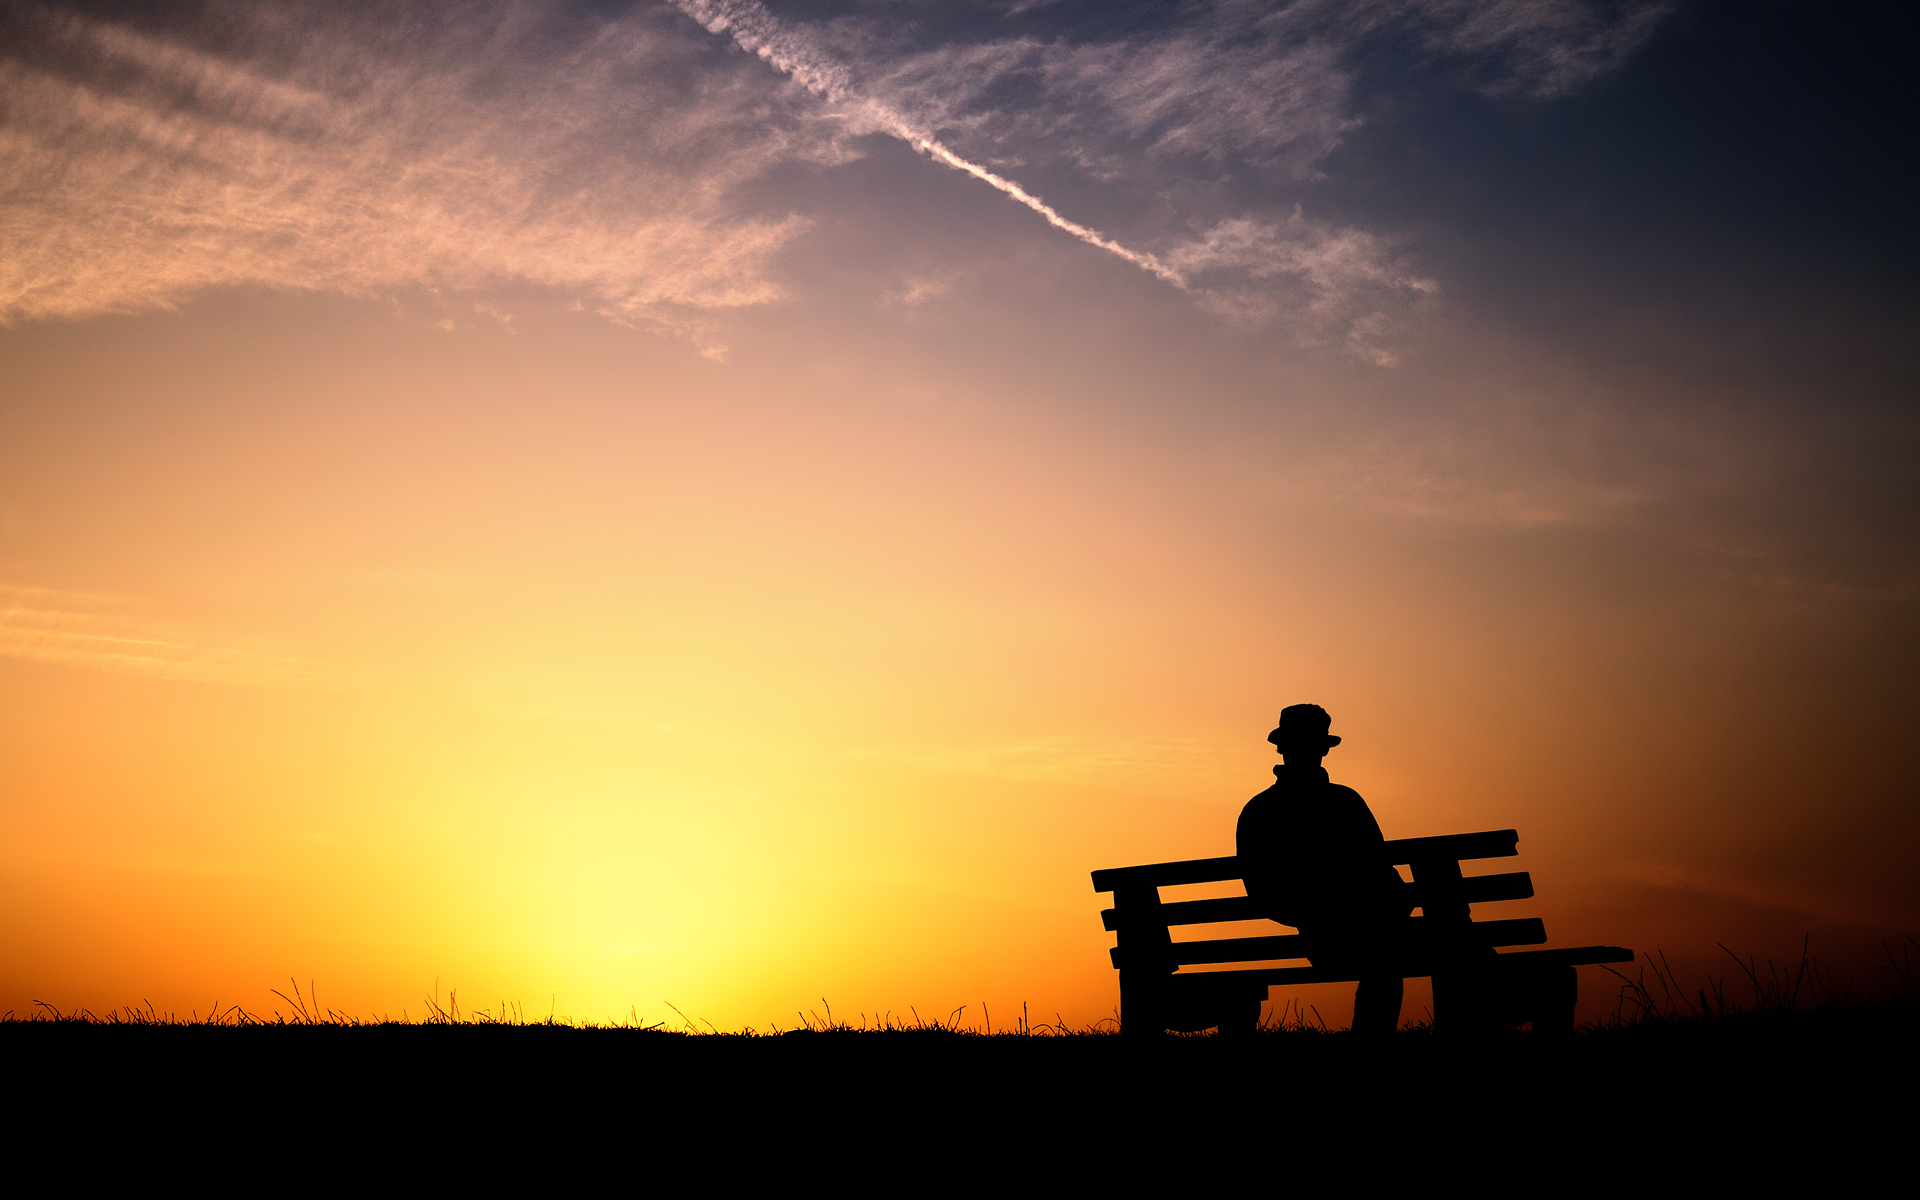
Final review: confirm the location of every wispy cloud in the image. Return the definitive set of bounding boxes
[668,0,1426,351]
[882,272,960,311]
[0,583,339,689]
[670,0,1657,358]
[852,26,1357,181]
[1163,213,1439,364]
[1620,860,1899,929]
[0,2,838,352]
[784,1,1668,186]
[1303,442,1589,526]
[1,0,1666,359]
[1391,0,1674,99]
[671,0,1186,286]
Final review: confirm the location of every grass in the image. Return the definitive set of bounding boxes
[13,986,1113,1036]
[1598,935,1919,1029]
[11,935,1916,1037]
[14,977,669,1030]
[10,942,1915,1173]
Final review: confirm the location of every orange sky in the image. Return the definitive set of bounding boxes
[3,1,1914,1028]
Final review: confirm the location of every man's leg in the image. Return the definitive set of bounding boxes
[1306,913,1408,1035]
[1352,974,1403,1035]
[1352,902,1410,1035]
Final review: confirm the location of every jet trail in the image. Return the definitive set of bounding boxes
[668,0,1187,288]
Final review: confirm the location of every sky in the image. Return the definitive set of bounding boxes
[2,0,1914,1029]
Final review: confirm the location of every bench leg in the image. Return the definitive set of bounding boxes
[1433,969,1501,1036]
[1119,970,1167,1037]
[1529,965,1578,1035]
[1352,975,1404,1035]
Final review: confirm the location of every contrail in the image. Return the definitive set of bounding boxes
[668,0,1187,288]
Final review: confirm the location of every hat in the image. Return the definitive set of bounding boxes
[1267,703,1341,749]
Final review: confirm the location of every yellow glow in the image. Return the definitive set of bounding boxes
[5,296,1907,1027]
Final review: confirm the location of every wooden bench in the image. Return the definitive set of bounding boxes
[1092,829,1632,1035]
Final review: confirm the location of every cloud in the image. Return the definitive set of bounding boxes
[672,0,1186,286]
[668,0,1660,358]
[807,1,1668,173]
[0,2,840,351]
[1,0,1668,360]
[0,583,340,689]
[669,1,1424,352]
[853,31,1357,181]
[1388,0,1675,99]
[1163,213,1439,362]
[1302,441,1588,526]
[882,272,959,310]
[1620,860,1900,929]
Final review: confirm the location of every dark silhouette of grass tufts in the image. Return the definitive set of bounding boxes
[10,936,1915,1038]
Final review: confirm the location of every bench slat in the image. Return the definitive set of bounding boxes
[1390,829,1519,864]
[1091,855,1240,893]
[1441,870,1533,906]
[1111,917,1551,969]
[1091,831,1521,892]
[1102,895,1261,931]
[1144,933,1304,966]
[1098,871,1535,931]
[1158,945,1634,987]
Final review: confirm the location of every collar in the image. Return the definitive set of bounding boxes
[1273,764,1331,783]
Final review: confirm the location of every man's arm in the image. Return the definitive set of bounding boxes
[1236,791,1302,926]
[1329,785,1387,847]
[1329,786,1412,915]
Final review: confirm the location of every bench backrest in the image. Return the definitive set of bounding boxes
[1092,829,1543,972]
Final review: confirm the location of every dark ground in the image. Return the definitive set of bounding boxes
[7,1005,1911,1184]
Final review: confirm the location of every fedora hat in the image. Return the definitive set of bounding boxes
[1267,703,1342,749]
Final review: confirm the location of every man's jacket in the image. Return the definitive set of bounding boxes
[1236,764,1405,930]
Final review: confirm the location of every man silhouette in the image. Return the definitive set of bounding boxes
[1236,704,1410,1035]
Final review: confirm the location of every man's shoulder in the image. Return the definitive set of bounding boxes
[1237,787,1278,822]
[1243,779,1288,804]
[1324,781,1386,841]
[1236,784,1289,837]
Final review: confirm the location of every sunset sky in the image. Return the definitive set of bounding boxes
[3,0,1914,1029]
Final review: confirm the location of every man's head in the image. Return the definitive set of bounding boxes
[1267,704,1341,765]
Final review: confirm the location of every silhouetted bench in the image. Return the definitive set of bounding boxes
[1092,829,1632,1035]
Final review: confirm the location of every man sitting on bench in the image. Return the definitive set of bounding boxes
[1237,704,1412,1035]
